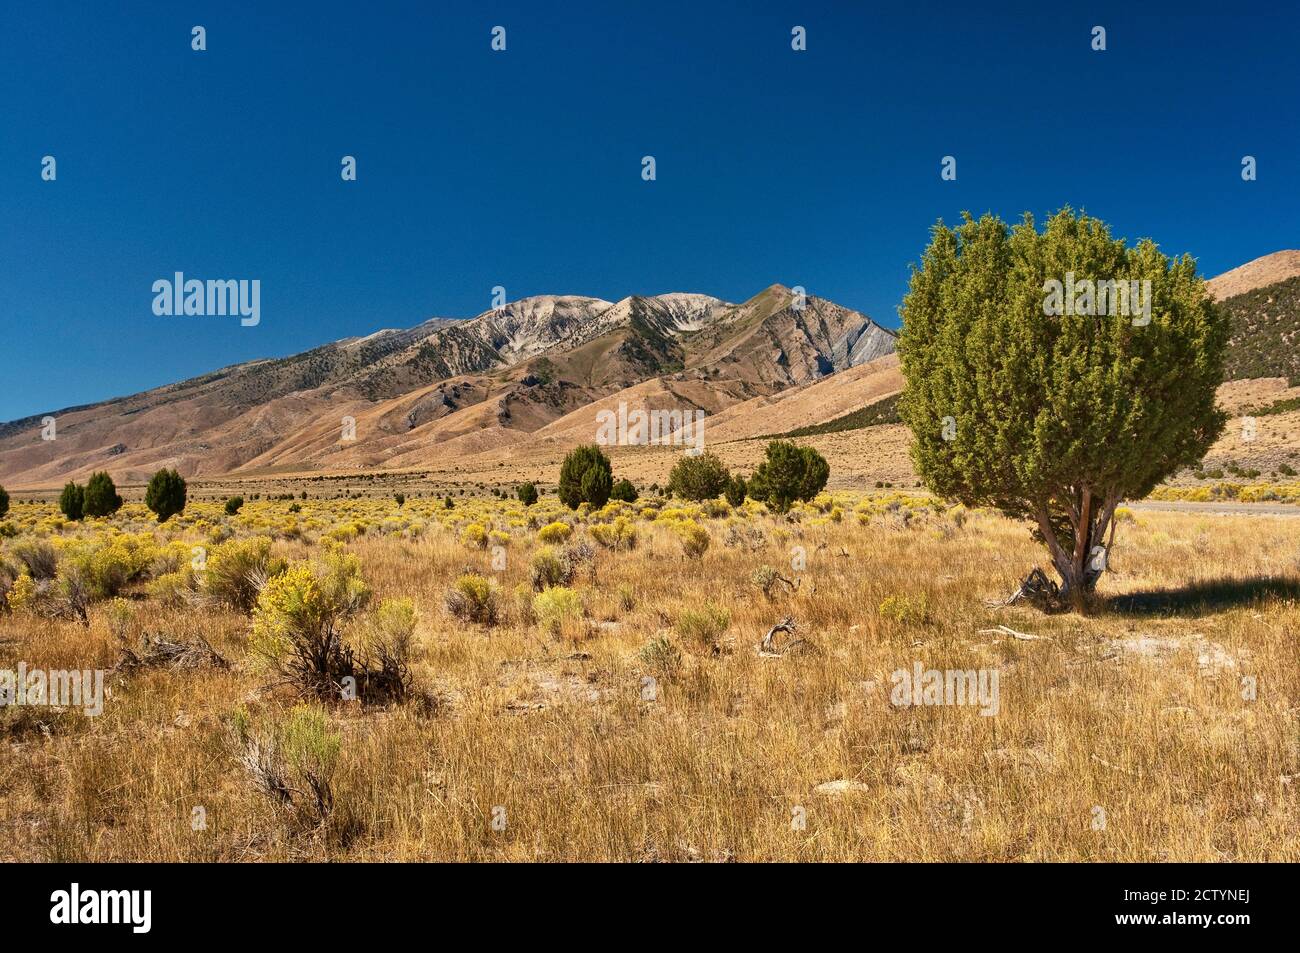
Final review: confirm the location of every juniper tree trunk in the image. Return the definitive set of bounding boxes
[1035,490,1120,613]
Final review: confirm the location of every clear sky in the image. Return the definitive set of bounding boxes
[2,1,1297,421]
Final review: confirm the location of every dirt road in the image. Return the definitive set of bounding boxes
[1128,500,1300,517]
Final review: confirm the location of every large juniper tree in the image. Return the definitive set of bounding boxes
[898,209,1228,612]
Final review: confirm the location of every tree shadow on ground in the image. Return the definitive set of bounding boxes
[1105,575,1300,617]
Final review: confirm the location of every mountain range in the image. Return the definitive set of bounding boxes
[0,285,897,488]
[4,251,1299,492]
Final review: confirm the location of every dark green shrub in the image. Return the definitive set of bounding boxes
[82,471,122,518]
[580,466,612,508]
[558,445,613,509]
[724,475,747,507]
[145,468,187,522]
[59,482,84,521]
[746,441,829,513]
[610,478,638,503]
[668,451,730,501]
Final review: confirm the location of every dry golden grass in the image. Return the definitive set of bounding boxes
[1,496,1298,862]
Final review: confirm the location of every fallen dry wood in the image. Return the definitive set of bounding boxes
[115,633,228,672]
[977,624,1051,642]
[760,616,796,653]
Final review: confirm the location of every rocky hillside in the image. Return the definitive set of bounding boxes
[1217,275,1300,386]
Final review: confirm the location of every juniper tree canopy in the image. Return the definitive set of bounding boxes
[59,481,84,521]
[897,209,1228,611]
[145,468,187,522]
[746,440,830,513]
[83,471,123,518]
[558,445,613,509]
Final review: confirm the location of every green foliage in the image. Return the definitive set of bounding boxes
[516,482,539,506]
[0,485,7,519]
[250,551,372,695]
[59,482,84,521]
[1218,275,1300,385]
[393,492,406,507]
[610,478,639,503]
[530,545,577,590]
[1251,394,1300,417]
[590,516,637,550]
[774,394,903,438]
[723,474,747,507]
[279,704,341,779]
[82,471,122,518]
[558,445,613,509]
[676,602,730,648]
[145,468,187,522]
[363,597,417,670]
[746,441,829,513]
[533,586,582,636]
[10,539,57,580]
[897,208,1228,604]
[224,496,244,516]
[639,634,682,680]
[444,574,499,626]
[877,593,933,626]
[204,536,285,612]
[530,357,557,386]
[667,451,730,501]
[231,703,341,826]
[581,466,612,509]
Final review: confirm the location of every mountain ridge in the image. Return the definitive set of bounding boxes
[6,249,1297,492]
[0,288,897,487]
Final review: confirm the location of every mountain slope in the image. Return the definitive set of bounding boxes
[0,288,895,488]
[683,285,894,388]
[1207,250,1300,301]
[1217,275,1300,385]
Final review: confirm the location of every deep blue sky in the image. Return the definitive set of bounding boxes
[2,1,1297,421]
